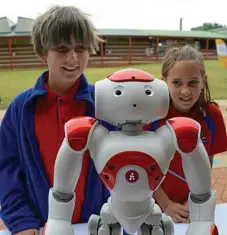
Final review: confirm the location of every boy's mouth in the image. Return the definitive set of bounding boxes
[62,66,79,72]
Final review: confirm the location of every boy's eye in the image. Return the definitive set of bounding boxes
[56,46,69,52]
[75,45,86,52]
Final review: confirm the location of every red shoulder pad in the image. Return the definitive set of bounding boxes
[166,117,200,153]
[65,117,97,151]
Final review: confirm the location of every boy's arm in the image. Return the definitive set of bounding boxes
[0,107,39,234]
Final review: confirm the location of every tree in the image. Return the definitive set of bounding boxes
[191,22,226,31]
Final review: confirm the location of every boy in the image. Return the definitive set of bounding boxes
[0,5,113,235]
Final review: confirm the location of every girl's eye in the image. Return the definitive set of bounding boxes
[173,81,181,86]
[189,80,199,86]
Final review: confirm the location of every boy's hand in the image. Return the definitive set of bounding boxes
[0,219,6,230]
[164,201,189,223]
[15,229,39,235]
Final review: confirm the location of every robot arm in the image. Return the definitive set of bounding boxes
[53,116,98,194]
[44,117,98,235]
[166,117,217,235]
[166,117,211,194]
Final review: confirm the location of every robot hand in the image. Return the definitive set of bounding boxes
[43,220,73,235]
[42,189,75,235]
[186,190,218,235]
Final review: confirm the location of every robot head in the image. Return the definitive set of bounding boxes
[95,68,170,127]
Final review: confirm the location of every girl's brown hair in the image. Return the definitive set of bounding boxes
[161,44,218,116]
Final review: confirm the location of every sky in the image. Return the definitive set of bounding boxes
[1,0,226,31]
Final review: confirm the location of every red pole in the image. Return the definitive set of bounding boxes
[100,40,104,67]
[8,37,13,69]
[156,37,159,62]
[128,37,132,65]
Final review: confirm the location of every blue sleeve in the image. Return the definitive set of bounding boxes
[99,120,119,131]
[0,104,39,233]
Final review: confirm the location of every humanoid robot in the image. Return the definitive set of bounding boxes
[43,68,218,235]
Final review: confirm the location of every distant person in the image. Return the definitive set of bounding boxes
[147,45,227,223]
[0,5,115,235]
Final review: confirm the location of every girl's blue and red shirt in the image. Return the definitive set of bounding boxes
[0,71,116,234]
[148,103,227,205]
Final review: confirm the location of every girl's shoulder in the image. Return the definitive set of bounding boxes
[205,103,222,118]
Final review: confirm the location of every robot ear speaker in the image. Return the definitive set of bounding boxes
[107,73,114,78]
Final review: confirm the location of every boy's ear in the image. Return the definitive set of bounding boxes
[40,56,47,64]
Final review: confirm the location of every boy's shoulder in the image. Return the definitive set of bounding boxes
[4,88,35,120]
[11,88,34,108]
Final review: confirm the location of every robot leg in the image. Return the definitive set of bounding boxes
[88,202,121,235]
[138,204,174,235]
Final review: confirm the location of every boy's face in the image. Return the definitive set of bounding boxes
[43,37,89,91]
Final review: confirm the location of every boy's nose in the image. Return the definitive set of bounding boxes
[67,49,78,60]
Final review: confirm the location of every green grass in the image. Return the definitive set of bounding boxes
[0,60,227,109]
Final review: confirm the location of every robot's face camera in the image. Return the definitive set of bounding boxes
[114,85,124,97]
[144,85,154,96]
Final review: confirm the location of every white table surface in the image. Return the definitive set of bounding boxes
[0,203,226,235]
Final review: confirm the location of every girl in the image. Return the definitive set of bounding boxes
[150,45,227,223]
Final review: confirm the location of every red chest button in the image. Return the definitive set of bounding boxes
[125,170,139,183]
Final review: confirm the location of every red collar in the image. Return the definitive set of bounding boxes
[43,73,81,101]
[167,103,199,120]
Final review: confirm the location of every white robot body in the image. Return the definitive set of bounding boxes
[43,69,218,235]
[90,125,174,177]
[88,126,176,233]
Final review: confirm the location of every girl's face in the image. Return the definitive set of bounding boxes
[164,60,206,112]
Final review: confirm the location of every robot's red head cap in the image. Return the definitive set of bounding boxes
[107,68,154,82]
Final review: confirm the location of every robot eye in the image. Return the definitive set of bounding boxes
[115,90,122,96]
[114,86,124,96]
[145,90,152,95]
[144,85,154,96]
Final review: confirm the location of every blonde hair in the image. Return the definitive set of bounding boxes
[161,45,217,115]
[31,5,102,57]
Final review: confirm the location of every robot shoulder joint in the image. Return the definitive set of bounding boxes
[166,117,200,153]
[65,117,97,151]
